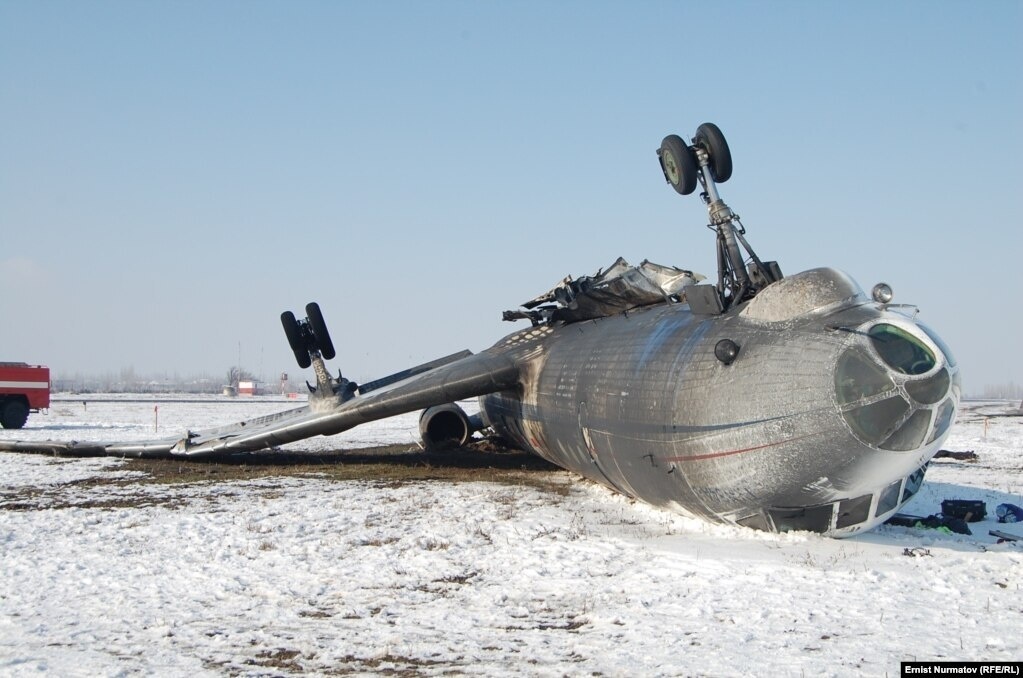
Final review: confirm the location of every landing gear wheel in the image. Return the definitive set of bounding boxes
[305,302,336,360]
[658,134,698,195]
[281,311,304,353]
[693,123,732,183]
[281,311,312,369]
[1,400,29,429]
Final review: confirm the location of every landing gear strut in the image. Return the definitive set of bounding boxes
[657,122,781,311]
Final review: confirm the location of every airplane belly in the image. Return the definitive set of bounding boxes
[487,303,773,519]
[484,303,905,529]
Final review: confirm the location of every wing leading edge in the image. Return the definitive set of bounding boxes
[0,351,521,458]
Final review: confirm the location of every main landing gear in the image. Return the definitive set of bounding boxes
[280,303,357,402]
[656,123,780,311]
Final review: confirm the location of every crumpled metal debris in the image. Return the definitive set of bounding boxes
[504,257,704,325]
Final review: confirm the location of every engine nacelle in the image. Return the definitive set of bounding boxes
[419,403,484,450]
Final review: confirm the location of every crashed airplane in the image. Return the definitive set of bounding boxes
[0,123,960,536]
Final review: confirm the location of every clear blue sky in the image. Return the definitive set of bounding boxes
[1,1,1020,394]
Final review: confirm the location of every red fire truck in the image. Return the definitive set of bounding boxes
[0,362,50,429]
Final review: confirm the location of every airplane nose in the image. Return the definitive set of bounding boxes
[834,321,959,452]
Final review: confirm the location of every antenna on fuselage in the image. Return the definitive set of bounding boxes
[657,123,781,311]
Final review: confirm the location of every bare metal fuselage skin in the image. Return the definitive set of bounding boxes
[479,267,959,536]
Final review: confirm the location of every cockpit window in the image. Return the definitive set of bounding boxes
[836,322,957,452]
[927,398,957,444]
[845,396,910,445]
[868,324,936,375]
[917,321,957,368]
[902,465,927,503]
[880,409,931,451]
[836,350,895,406]
[905,368,951,405]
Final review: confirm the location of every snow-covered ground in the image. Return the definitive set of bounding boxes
[1,397,1020,676]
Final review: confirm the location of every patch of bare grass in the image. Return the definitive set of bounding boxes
[129,441,570,494]
[1,441,571,512]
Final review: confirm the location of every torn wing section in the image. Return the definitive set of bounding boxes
[504,257,704,325]
[0,351,521,459]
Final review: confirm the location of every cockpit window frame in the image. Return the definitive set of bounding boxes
[835,318,959,452]
[866,322,940,377]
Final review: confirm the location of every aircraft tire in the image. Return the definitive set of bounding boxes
[1,400,29,429]
[694,122,732,183]
[305,302,336,360]
[658,135,698,195]
[281,311,305,353]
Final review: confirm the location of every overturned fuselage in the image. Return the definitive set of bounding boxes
[471,266,958,535]
[0,123,959,536]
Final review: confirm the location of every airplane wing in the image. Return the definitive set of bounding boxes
[0,350,521,459]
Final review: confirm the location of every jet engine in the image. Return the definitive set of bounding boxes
[419,403,484,450]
